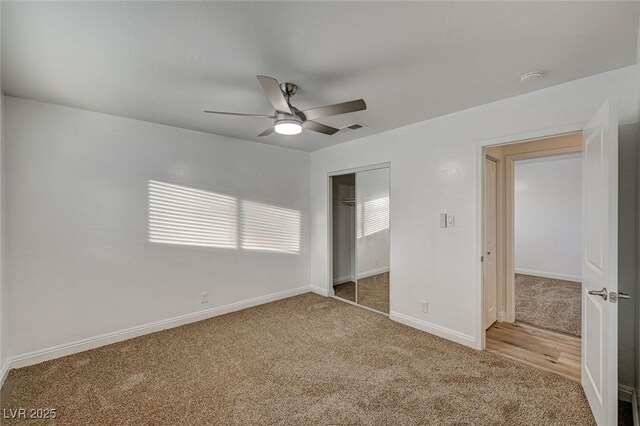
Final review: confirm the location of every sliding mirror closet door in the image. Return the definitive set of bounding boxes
[332,174,356,302]
[356,167,390,313]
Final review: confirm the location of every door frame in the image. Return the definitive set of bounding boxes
[327,162,391,311]
[483,155,499,329]
[474,122,585,350]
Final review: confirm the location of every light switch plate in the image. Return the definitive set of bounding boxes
[440,213,447,228]
[446,214,455,227]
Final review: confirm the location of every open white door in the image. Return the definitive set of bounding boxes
[581,99,618,426]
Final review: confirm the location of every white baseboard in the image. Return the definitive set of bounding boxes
[332,274,354,285]
[310,285,329,297]
[619,384,634,402]
[333,267,389,284]
[0,360,10,388]
[1,285,312,386]
[358,266,390,280]
[389,311,476,349]
[515,268,581,283]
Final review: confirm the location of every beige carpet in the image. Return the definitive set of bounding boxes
[515,274,582,337]
[334,273,389,313]
[2,293,594,425]
[619,400,633,426]
[333,281,355,302]
[355,272,389,313]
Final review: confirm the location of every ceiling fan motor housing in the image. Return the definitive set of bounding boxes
[275,112,303,124]
[279,82,298,97]
[276,84,305,131]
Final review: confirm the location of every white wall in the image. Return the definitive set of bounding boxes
[514,155,582,282]
[310,64,639,348]
[3,97,310,359]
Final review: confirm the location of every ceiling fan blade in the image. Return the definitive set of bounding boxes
[304,120,340,136]
[302,99,366,121]
[256,75,292,115]
[257,127,275,137]
[204,110,275,118]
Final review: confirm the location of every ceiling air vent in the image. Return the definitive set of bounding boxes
[340,123,366,132]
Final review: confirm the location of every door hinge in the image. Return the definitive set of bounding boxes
[481,255,484,262]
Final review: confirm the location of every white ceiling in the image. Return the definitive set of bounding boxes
[2,2,639,152]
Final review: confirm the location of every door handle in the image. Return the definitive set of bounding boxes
[618,292,631,300]
[588,287,608,300]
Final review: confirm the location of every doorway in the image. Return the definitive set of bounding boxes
[482,133,583,382]
[478,101,624,425]
[330,165,390,314]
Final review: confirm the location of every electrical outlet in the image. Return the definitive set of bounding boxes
[200,291,208,304]
[421,301,428,313]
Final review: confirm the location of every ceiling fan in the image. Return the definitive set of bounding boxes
[204,75,366,136]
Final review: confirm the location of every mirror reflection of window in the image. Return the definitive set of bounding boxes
[357,196,389,238]
[356,168,390,314]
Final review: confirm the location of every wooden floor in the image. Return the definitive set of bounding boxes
[486,321,581,382]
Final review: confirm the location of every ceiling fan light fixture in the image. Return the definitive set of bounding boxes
[205,75,366,137]
[274,118,302,135]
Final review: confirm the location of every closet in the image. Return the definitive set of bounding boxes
[331,166,390,314]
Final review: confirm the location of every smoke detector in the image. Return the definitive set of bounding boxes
[520,71,544,83]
